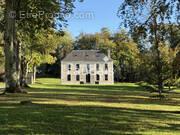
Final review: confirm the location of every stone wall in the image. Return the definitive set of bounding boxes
[61,61,114,85]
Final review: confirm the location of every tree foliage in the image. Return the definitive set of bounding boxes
[0,33,4,68]
[1,0,79,92]
[38,31,74,77]
[111,30,140,82]
[118,0,180,96]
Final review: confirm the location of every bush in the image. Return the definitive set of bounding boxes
[175,78,180,88]
[136,81,157,92]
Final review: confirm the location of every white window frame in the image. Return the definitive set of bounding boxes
[67,64,71,71]
[76,64,80,71]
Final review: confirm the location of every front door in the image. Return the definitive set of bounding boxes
[86,74,91,83]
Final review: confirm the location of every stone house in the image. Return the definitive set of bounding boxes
[61,50,114,85]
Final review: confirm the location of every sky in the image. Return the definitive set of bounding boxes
[65,0,123,38]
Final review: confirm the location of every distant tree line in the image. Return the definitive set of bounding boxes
[39,25,180,91]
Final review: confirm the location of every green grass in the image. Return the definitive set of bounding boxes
[0,82,5,88]
[0,78,180,135]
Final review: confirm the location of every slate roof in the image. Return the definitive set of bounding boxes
[62,50,112,62]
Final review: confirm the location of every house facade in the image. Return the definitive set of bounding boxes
[61,50,114,85]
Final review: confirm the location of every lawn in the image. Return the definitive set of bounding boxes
[0,78,180,135]
[0,83,5,88]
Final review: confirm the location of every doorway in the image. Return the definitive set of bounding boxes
[86,74,91,83]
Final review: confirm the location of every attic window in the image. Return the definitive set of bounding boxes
[96,55,100,57]
[96,52,100,57]
[73,54,77,57]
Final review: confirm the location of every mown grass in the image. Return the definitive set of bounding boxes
[0,82,5,88]
[0,78,180,135]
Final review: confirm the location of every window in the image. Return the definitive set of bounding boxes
[76,75,80,81]
[87,64,90,71]
[105,74,108,81]
[67,74,71,81]
[96,64,100,71]
[96,74,100,81]
[105,64,108,70]
[67,64,71,71]
[76,64,80,71]
[85,53,89,57]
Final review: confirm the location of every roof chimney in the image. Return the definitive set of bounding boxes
[108,48,111,58]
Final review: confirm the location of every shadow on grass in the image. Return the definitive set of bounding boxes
[0,103,180,135]
[21,87,180,107]
[1,79,180,134]
[45,84,146,92]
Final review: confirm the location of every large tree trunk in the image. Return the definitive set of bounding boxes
[16,40,21,87]
[20,57,29,88]
[153,14,163,96]
[33,65,36,83]
[4,0,22,93]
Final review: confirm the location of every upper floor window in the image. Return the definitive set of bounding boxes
[87,64,90,71]
[67,64,71,71]
[105,64,108,70]
[76,75,80,81]
[105,74,108,81]
[67,74,71,81]
[76,64,80,71]
[96,64,100,71]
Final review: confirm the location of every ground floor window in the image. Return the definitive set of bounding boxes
[96,74,100,81]
[67,74,71,81]
[76,75,80,81]
[105,64,108,70]
[105,74,108,81]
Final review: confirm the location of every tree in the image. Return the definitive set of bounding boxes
[174,51,180,77]
[3,0,22,92]
[0,33,3,62]
[101,27,111,39]
[165,23,180,49]
[19,29,61,87]
[2,0,78,93]
[111,30,140,82]
[165,23,180,79]
[131,26,148,52]
[118,0,180,96]
[74,28,114,53]
[0,33,4,76]
[39,31,74,78]
[58,31,74,59]
[0,0,4,32]
[74,33,98,50]
[149,42,179,89]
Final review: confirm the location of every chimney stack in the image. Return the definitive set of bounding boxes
[108,48,111,58]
